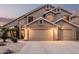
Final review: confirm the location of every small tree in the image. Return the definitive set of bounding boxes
[8,26,19,43]
[14,26,19,39]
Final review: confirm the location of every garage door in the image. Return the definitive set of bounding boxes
[29,29,53,41]
[62,29,73,40]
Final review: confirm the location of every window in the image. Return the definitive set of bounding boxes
[46,5,49,8]
[63,15,69,21]
[43,14,46,18]
[40,20,43,24]
[57,8,60,12]
[28,16,33,23]
[47,15,54,20]
[38,20,44,25]
[45,5,51,11]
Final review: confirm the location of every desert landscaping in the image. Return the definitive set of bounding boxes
[0,39,25,54]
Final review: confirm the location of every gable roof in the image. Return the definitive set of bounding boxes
[26,17,60,27]
[71,15,79,19]
[44,8,57,14]
[3,4,73,27]
[3,4,55,27]
[43,6,72,16]
[54,18,79,28]
[44,11,57,15]
[16,4,55,21]
[57,7,72,15]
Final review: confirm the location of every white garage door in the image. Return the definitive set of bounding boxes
[29,29,53,41]
[62,29,73,40]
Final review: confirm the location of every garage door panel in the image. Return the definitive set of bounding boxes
[29,29,53,41]
[63,29,72,40]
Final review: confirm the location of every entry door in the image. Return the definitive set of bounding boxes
[29,29,53,41]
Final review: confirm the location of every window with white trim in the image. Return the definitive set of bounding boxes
[63,15,69,21]
[28,16,34,23]
[46,13,55,21]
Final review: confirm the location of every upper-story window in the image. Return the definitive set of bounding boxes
[46,13,55,21]
[28,16,34,23]
[63,15,69,21]
[57,8,61,12]
[43,14,46,18]
[47,15,54,20]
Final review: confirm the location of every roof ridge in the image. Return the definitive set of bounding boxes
[44,8,57,14]
[57,7,72,15]
[3,4,55,27]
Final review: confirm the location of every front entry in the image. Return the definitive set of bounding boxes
[29,29,54,41]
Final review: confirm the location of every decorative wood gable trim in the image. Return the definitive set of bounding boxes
[54,18,79,28]
[44,6,73,15]
[71,15,79,19]
[26,17,60,27]
[16,4,55,21]
[57,7,72,15]
[44,8,57,14]
[3,4,55,27]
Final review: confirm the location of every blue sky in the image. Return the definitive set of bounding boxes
[0,4,79,18]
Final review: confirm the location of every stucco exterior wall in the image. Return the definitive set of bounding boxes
[19,18,26,27]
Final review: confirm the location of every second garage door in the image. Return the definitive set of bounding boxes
[62,29,73,40]
[29,29,53,41]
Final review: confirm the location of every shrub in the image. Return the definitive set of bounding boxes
[11,37,18,43]
[1,32,8,42]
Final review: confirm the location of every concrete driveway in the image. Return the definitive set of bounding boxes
[19,41,79,54]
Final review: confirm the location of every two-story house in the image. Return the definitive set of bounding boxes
[3,4,79,41]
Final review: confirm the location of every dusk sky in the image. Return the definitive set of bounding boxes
[0,4,79,18]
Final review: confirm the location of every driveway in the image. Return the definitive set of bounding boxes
[19,41,79,54]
